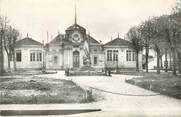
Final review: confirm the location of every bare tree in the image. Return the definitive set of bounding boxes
[154,14,181,75]
[4,26,19,71]
[11,28,19,71]
[127,26,143,72]
[0,16,19,73]
[139,18,156,73]
[0,16,8,73]
[4,26,12,71]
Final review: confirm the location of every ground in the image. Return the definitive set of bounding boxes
[1,71,181,116]
[0,76,93,104]
[125,71,181,99]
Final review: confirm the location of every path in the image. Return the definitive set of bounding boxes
[1,71,181,116]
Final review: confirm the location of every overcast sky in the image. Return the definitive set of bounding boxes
[0,0,176,43]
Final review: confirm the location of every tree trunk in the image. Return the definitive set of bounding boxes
[7,53,11,71]
[4,46,10,71]
[177,51,181,74]
[0,37,4,74]
[172,48,177,75]
[136,51,139,72]
[169,51,172,70]
[13,50,16,71]
[145,45,149,73]
[157,49,160,74]
[160,55,163,70]
[165,49,168,72]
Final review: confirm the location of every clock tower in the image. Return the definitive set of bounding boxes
[65,23,87,44]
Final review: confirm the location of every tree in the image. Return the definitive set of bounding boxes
[0,17,3,74]
[11,28,19,71]
[0,16,8,73]
[127,26,143,72]
[4,26,12,71]
[4,26,19,71]
[0,16,19,73]
[173,0,181,74]
[154,14,181,75]
[150,17,170,74]
[139,18,156,73]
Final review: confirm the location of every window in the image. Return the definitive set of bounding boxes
[37,53,42,61]
[54,56,58,64]
[30,53,35,61]
[30,51,42,62]
[94,56,98,65]
[126,50,131,61]
[16,50,21,62]
[132,51,136,61]
[126,50,136,61]
[107,50,112,61]
[113,50,118,61]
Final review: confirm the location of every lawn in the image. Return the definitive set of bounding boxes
[0,77,93,104]
[125,72,181,99]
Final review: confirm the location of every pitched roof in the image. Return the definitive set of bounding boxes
[16,37,43,46]
[66,24,86,31]
[87,35,100,44]
[104,38,132,47]
[49,34,64,44]
[49,34,100,46]
[49,34,75,45]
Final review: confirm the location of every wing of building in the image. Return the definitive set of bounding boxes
[104,37,142,70]
[4,37,44,70]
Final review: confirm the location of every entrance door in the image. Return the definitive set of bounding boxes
[73,51,79,67]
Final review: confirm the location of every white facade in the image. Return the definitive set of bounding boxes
[3,23,143,71]
[45,23,105,70]
[15,46,43,69]
[104,47,142,69]
[3,38,44,70]
[104,38,142,70]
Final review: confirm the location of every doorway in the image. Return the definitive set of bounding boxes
[73,51,79,67]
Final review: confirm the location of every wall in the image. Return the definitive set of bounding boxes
[104,47,142,69]
[3,46,43,70]
[15,47,43,69]
[46,51,63,69]
[64,49,73,69]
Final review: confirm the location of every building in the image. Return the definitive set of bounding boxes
[2,25,143,71]
[104,37,142,70]
[2,12,142,71]
[4,37,44,70]
[45,22,104,70]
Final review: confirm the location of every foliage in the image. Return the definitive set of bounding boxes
[0,16,19,72]
[127,0,181,75]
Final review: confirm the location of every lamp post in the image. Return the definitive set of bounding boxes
[116,58,118,73]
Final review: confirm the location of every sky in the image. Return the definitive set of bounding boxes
[0,0,176,43]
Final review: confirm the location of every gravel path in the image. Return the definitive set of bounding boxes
[51,71,181,116]
[1,71,181,116]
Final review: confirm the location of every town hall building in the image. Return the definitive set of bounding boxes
[3,12,142,71]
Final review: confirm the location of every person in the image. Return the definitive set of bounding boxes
[105,67,108,76]
[65,68,69,76]
[108,68,111,76]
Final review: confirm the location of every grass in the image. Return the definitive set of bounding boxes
[0,77,94,104]
[125,71,181,99]
[0,69,44,76]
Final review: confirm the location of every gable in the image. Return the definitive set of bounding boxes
[87,35,100,44]
[49,34,64,44]
[16,37,43,47]
[104,38,132,47]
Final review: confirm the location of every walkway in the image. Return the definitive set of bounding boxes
[1,71,181,116]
